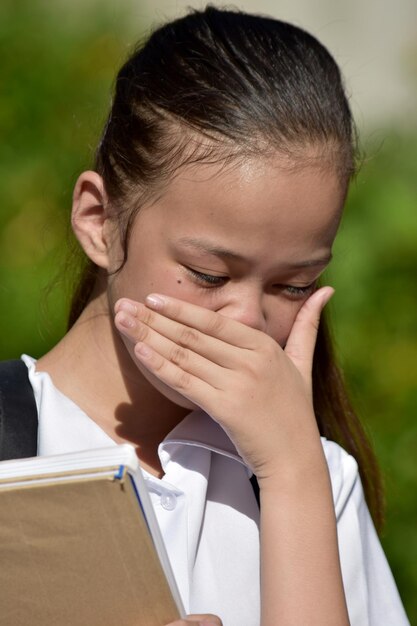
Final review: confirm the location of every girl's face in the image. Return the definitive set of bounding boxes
[106,155,346,405]
[108,156,345,344]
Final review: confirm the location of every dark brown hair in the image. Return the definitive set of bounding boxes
[69,6,384,529]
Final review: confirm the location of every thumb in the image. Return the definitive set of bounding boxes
[284,286,334,385]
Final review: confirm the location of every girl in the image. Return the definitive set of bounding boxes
[8,6,409,626]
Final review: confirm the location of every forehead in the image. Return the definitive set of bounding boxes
[135,154,347,262]
[161,154,342,218]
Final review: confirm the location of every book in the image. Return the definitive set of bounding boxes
[0,444,185,626]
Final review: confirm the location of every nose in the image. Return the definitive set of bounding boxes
[217,290,267,332]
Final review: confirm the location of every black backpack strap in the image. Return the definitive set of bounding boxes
[0,359,38,460]
[250,473,260,508]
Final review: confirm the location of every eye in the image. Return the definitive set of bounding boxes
[283,282,316,298]
[186,267,228,287]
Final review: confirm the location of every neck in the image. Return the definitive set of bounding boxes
[36,291,189,475]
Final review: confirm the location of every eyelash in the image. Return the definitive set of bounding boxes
[186,268,228,287]
[284,283,316,298]
[186,268,316,297]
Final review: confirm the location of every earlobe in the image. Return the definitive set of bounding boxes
[71,171,113,269]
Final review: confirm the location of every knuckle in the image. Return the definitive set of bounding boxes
[263,338,279,359]
[309,316,321,333]
[152,355,165,374]
[177,325,199,347]
[136,323,150,342]
[176,370,191,390]
[206,313,225,336]
[142,308,155,326]
[169,344,188,366]
[245,358,259,377]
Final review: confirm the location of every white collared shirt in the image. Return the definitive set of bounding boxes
[22,355,409,626]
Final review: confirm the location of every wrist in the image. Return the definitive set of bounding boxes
[254,412,326,486]
[256,436,330,496]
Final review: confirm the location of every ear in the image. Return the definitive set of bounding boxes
[71,171,114,269]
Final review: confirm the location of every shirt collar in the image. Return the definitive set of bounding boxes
[159,410,249,473]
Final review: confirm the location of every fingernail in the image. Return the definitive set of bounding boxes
[117,299,137,314]
[146,294,165,310]
[322,287,335,306]
[117,312,136,329]
[135,342,152,358]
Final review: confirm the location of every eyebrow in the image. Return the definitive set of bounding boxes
[289,255,333,268]
[177,236,246,261]
[176,236,332,268]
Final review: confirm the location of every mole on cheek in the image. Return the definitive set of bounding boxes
[177,279,182,284]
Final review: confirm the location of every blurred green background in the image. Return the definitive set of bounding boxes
[1,0,416,621]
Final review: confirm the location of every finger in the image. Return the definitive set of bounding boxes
[115,310,228,388]
[115,299,247,367]
[134,341,219,406]
[126,294,260,349]
[284,286,334,382]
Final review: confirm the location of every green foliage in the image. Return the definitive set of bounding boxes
[328,134,417,619]
[0,2,416,621]
[0,0,133,356]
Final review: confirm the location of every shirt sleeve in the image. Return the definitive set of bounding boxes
[322,439,410,626]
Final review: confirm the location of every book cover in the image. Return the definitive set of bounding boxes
[0,444,185,626]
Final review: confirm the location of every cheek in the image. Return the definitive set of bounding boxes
[266,300,304,347]
[108,262,180,306]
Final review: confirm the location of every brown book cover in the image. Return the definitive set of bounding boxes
[0,445,184,626]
